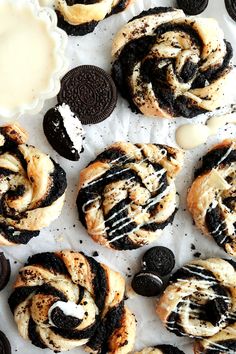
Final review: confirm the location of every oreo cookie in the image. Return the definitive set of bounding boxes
[131,271,163,297]
[225,0,236,22]
[43,104,85,161]
[58,65,117,125]
[0,330,11,354]
[142,247,175,277]
[0,252,11,291]
[177,0,209,15]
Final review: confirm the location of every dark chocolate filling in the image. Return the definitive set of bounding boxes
[140,209,177,232]
[129,7,175,22]
[112,7,232,118]
[154,344,185,354]
[77,145,175,250]
[51,319,98,340]
[28,317,47,349]
[56,11,98,36]
[39,159,67,208]
[56,0,128,36]
[26,252,69,276]
[205,339,236,353]
[50,306,82,329]
[0,223,39,245]
[195,147,236,177]
[87,302,125,353]
[8,286,39,313]
[170,264,216,283]
[85,254,107,311]
[205,204,231,250]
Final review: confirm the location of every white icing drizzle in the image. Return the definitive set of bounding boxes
[80,145,176,243]
[48,300,85,326]
[176,109,236,150]
[57,104,84,153]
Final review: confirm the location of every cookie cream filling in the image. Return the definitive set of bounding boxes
[57,104,84,153]
[48,300,85,326]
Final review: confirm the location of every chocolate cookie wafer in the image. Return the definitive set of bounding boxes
[58,65,117,124]
[0,252,11,291]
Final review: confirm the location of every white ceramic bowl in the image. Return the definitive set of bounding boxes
[0,0,68,119]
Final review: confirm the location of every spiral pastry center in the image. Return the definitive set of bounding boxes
[9,250,136,353]
[188,139,236,257]
[77,142,184,250]
[112,7,233,118]
[0,124,67,246]
[157,258,236,354]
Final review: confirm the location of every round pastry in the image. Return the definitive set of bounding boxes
[8,250,136,353]
[177,0,209,15]
[187,139,236,257]
[0,252,11,291]
[46,0,133,36]
[0,330,11,354]
[0,123,67,246]
[156,258,236,354]
[43,104,85,161]
[142,246,175,276]
[131,271,163,297]
[77,142,184,250]
[111,7,233,118]
[58,65,117,125]
[135,344,185,354]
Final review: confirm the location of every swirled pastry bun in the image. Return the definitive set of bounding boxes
[8,250,136,353]
[46,0,133,36]
[77,142,184,250]
[0,123,67,246]
[156,258,236,354]
[187,139,236,257]
[135,345,185,354]
[111,7,233,118]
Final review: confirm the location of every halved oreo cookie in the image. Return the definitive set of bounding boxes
[225,0,236,22]
[43,104,85,161]
[58,65,117,125]
[0,252,11,291]
[177,0,209,15]
[142,247,175,277]
[0,330,11,354]
[131,271,163,297]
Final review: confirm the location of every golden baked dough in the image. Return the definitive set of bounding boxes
[0,123,67,246]
[135,345,185,354]
[156,258,236,354]
[111,7,233,118]
[45,0,133,36]
[8,250,136,353]
[77,142,184,250]
[187,139,236,257]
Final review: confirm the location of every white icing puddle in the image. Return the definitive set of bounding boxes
[176,109,236,150]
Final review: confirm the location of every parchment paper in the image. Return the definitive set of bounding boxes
[1,0,236,353]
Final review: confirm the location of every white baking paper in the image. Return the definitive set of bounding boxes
[1,0,236,353]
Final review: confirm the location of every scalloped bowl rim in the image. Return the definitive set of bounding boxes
[0,0,68,119]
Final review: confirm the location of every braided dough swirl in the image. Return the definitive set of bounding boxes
[77,142,184,250]
[187,139,236,257]
[157,258,236,354]
[8,250,136,353]
[111,7,233,118]
[0,124,67,246]
[50,0,133,36]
